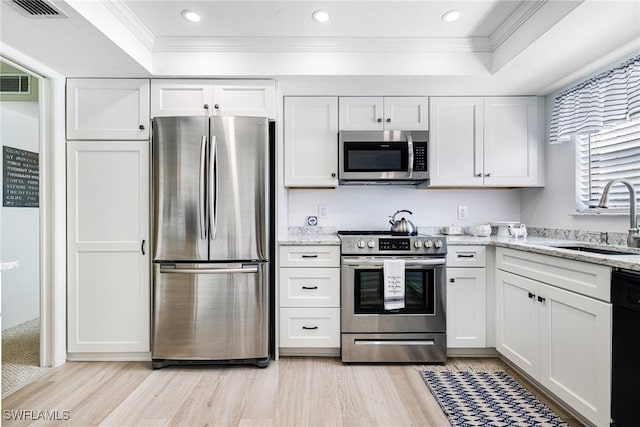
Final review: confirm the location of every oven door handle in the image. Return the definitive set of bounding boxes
[342,258,446,267]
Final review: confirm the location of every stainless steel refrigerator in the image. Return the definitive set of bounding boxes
[151,115,271,369]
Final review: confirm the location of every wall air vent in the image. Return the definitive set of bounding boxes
[9,0,68,18]
[0,75,31,94]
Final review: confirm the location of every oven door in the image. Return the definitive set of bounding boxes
[341,256,446,333]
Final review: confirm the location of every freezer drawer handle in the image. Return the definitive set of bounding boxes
[159,266,259,275]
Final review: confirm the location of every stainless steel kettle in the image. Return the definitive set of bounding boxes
[389,209,417,235]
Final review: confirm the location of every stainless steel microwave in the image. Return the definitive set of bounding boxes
[338,130,429,185]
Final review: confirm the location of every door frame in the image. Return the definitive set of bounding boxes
[1,47,67,367]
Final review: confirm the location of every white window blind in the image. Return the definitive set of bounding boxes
[577,118,640,210]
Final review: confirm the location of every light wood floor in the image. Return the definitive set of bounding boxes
[3,357,583,426]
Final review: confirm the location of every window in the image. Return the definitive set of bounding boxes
[576,117,640,212]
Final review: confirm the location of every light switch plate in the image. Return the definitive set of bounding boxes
[457,205,468,220]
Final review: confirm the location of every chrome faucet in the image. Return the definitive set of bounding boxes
[597,179,640,247]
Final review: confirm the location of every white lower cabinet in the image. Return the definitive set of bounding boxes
[279,245,340,353]
[446,246,486,348]
[495,248,611,427]
[67,141,150,357]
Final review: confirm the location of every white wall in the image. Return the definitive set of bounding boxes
[1,100,40,330]
[289,187,521,230]
[520,53,639,234]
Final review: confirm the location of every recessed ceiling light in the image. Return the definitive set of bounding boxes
[182,10,201,23]
[312,10,330,23]
[442,9,461,23]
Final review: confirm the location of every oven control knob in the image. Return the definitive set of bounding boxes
[367,240,376,248]
[424,240,433,248]
[414,240,423,248]
[434,240,443,249]
[357,240,366,249]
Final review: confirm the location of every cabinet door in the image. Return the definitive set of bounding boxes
[150,80,213,117]
[483,97,541,187]
[538,283,611,427]
[446,267,486,348]
[495,270,539,378]
[67,79,150,140]
[383,97,428,131]
[338,97,384,130]
[429,97,484,186]
[67,141,150,354]
[284,97,339,187]
[212,81,275,119]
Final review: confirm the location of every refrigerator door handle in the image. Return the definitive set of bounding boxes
[209,135,218,240]
[159,265,259,275]
[199,136,207,240]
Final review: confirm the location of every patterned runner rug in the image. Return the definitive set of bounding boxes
[2,318,49,396]
[421,370,569,427]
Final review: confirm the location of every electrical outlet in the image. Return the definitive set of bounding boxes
[457,205,468,220]
[318,204,328,219]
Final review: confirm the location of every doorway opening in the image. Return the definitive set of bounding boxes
[0,57,48,395]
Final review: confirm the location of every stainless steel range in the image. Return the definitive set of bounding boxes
[338,230,447,363]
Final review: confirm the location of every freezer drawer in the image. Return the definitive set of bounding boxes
[152,262,269,367]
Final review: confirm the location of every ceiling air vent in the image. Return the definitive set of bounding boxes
[9,0,68,18]
[0,75,31,94]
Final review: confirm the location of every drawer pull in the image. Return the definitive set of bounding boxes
[528,292,536,299]
[457,254,475,258]
[302,326,318,330]
[301,254,318,259]
[302,286,318,290]
[537,296,546,303]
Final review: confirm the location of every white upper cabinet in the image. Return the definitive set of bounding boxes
[429,97,484,186]
[66,79,150,140]
[284,96,339,188]
[429,96,544,187]
[151,79,275,119]
[339,96,428,131]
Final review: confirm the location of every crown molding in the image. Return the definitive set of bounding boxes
[101,0,155,50]
[152,36,493,53]
[489,0,547,51]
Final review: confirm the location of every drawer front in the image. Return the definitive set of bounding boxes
[446,245,486,267]
[495,247,611,301]
[279,245,340,268]
[280,268,340,307]
[279,308,340,348]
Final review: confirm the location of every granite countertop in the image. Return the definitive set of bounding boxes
[444,235,640,272]
[279,233,341,245]
[0,260,19,271]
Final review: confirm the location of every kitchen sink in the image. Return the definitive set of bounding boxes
[551,245,639,256]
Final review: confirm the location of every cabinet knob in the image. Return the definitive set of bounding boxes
[474,173,482,177]
[449,278,455,283]
[386,118,391,123]
[139,124,145,130]
[537,296,546,303]
[204,104,209,109]
[485,173,492,177]
[377,118,382,123]
[214,104,220,110]
[331,173,336,178]
[528,292,535,299]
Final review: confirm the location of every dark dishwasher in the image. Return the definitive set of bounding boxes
[611,269,640,427]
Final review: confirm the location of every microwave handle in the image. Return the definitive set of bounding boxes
[407,134,414,178]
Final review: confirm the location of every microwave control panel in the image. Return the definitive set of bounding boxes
[413,142,427,172]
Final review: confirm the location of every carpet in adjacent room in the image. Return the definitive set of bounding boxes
[2,318,48,395]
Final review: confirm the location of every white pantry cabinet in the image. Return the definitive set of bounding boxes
[279,245,341,353]
[284,96,339,188]
[67,141,150,356]
[150,79,275,118]
[446,246,486,348]
[66,79,150,140]
[495,248,611,427]
[339,96,428,131]
[429,96,544,187]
